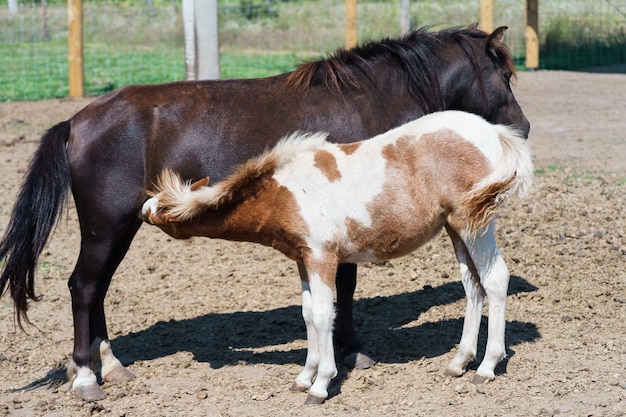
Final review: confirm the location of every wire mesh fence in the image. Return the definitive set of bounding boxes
[1,0,624,102]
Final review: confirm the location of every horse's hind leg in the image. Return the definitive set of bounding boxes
[68,217,141,400]
[334,263,376,369]
[445,222,509,383]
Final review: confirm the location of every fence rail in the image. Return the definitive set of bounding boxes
[1,0,624,102]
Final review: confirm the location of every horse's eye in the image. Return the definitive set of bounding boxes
[503,72,513,82]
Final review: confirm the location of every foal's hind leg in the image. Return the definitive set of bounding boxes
[445,222,510,383]
[445,225,486,377]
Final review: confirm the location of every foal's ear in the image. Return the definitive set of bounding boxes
[190,177,210,191]
[487,26,508,56]
[467,22,479,31]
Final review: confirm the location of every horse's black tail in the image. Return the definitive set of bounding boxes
[0,121,72,328]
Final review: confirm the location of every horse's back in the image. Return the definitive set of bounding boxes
[66,78,294,198]
[66,76,367,193]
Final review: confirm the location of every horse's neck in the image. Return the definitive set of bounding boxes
[437,52,484,113]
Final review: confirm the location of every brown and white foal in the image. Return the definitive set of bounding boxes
[141,110,533,404]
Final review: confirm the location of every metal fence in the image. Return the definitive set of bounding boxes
[1,0,624,102]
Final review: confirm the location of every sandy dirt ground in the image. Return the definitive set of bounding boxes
[0,70,625,417]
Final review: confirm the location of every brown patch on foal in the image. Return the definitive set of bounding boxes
[314,150,342,182]
[344,130,492,260]
[339,142,361,155]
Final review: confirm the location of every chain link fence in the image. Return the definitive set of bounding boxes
[1,0,624,101]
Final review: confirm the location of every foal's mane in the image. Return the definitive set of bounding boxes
[212,131,329,208]
[156,132,330,219]
[287,25,516,113]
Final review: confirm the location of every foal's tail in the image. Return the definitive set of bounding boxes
[0,121,72,328]
[461,126,533,235]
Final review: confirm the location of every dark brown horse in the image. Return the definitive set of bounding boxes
[0,24,529,401]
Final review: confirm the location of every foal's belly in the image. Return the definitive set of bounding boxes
[340,218,447,264]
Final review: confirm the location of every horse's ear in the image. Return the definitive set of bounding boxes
[487,26,508,56]
[190,177,210,191]
[467,22,479,31]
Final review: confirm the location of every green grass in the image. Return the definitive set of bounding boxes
[0,40,308,101]
[220,50,314,79]
[1,1,624,101]
[540,15,626,70]
[534,165,567,176]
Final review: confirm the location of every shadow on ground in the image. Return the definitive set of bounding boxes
[16,275,540,391]
[110,275,539,367]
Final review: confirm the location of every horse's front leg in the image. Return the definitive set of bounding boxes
[334,263,376,369]
[291,260,338,404]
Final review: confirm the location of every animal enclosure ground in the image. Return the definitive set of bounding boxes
[0,70,625,416]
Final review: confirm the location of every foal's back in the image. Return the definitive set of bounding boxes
[272,111,504,262]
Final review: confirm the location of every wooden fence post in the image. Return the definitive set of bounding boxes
[68,0,84,97]
[525,0,539,69]
[480,0,493,33]
[345,0,357,49]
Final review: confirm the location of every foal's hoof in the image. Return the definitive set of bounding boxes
[72,383,106,402]
[472,373,493,385]
[343,351,376,370]
[289,381,309,393]
[304,393,326,405]
[103,366,136,384]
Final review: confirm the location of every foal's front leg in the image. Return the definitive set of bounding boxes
[291,260,338,404]
[290,264,320,394]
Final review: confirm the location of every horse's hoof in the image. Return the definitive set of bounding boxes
[343,351,376,369]
[444,367,464,378]
[72,383,106,402]
[472,373,493,385]
[289,381,309,393]
[103,366,136,384]
[304,393,326,405]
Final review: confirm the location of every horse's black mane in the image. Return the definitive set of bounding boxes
[287,26,514,113]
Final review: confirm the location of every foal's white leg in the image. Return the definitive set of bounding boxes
[445,226,486,377]
[306,268,338,404]
[291,260,338,404]
[471,226,509,383]
[291,264,320,393]
[453,222,510,383]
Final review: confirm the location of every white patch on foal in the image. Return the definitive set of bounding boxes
[273,136,387,260]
